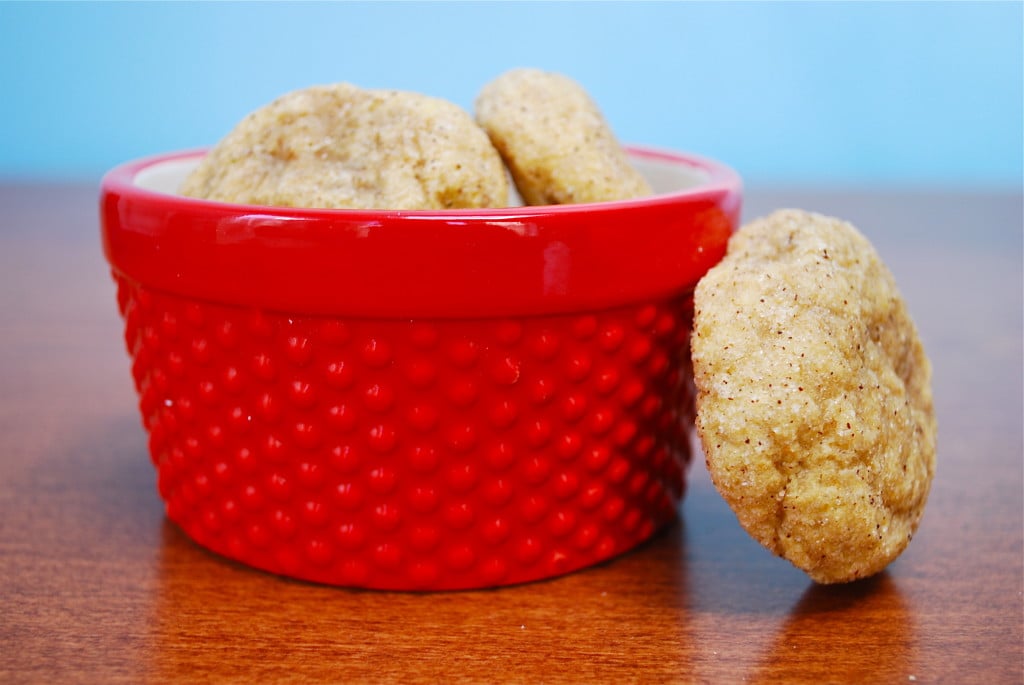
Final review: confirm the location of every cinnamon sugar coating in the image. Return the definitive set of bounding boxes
[180,83,509,210]
[475,68,651,205]
[692,209,936,583]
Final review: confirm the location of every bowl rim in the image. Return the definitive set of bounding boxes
[102,145,740,220]
[101,146,742,318]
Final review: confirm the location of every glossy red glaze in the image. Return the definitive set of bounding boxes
[100,148,741,590]
[101,148,740,318]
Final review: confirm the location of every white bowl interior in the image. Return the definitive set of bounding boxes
[133,153,711,202]
[635,155,710,195]
[135,158,204,195]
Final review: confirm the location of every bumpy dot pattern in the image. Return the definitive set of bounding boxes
[115,274,695,589]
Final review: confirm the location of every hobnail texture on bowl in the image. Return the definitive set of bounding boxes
[117,278,693,589]
[101,147,741,589]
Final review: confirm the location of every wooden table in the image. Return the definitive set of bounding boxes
[1,184,1021,683]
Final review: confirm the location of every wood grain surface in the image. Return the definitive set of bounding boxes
[0,185,1021,684]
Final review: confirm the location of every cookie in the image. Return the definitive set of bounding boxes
[691,209,936,583]
[180,83,509,210]
[475,68,651,205]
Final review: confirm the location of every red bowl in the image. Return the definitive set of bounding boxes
[100,147,741,590]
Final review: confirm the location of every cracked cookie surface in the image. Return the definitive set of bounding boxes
[475,68,651,205]
[180,83,509,210]
[691,209,936,583]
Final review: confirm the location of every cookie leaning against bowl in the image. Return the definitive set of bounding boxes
[180,83,509,210]
[475,68,652,205]
[691,209,936,584]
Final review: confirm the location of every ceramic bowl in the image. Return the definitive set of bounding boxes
[100,147,741,589]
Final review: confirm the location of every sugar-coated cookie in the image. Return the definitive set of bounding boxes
[181,83,509,210]
[691,209,936,583]
[475,68,651,205]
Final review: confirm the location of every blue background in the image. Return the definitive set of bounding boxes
[1,1,1021,188]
